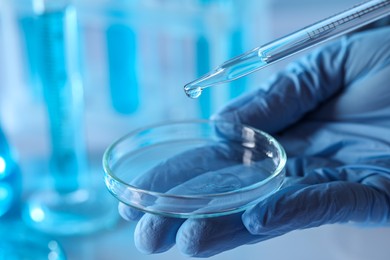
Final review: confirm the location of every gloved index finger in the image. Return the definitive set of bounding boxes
[118,142,242,220]
[130,142,241,192]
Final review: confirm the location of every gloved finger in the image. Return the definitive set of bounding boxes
[176,213,266,258]
[120,144,239,221]
[122,158,277,221]
[242,180,390,237]
[118,202,143,221]
[148,162,281,217]
[131,143,240,192]
[212,37,348,133]
[342,27,390,90]
[134,214,185,254]
[132,162,283,256]
[134,213,265,257]
[165,163,270,195]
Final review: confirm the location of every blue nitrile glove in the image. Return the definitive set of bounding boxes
[119,26,390,257]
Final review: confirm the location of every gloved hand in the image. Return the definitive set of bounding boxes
[119,26,390,257]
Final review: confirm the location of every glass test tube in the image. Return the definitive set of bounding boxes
[106,0,140,115]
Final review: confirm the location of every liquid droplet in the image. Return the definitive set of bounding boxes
[184,85,202,99]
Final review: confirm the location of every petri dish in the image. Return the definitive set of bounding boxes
[103,120,286,218]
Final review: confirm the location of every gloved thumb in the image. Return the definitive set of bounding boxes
[242,181,390,237]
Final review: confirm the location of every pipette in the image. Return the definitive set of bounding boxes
[184,0,390,98]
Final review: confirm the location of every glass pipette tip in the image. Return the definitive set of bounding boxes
[184,47,267,98]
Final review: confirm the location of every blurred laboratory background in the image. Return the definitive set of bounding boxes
[1,0,390,259]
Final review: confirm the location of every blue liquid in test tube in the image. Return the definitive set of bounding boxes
[106,21,139,114]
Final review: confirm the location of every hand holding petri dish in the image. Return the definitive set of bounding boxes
[103,120,286,218]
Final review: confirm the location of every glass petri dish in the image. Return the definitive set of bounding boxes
[103,120,286,218]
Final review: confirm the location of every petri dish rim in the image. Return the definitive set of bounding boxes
[102,119,287,200]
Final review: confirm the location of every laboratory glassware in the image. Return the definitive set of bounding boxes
[13,0,117,235]
[0,221,66,260]
[184,0,390,98]
[103,120,286,218]
[106,23,139,114]
[0,126,65,260]
[105,0,140,115]
[0,124,21,219]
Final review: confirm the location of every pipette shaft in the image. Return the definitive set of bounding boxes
[184,0,390,98]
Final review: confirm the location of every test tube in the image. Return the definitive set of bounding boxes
[106,0,140,115]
